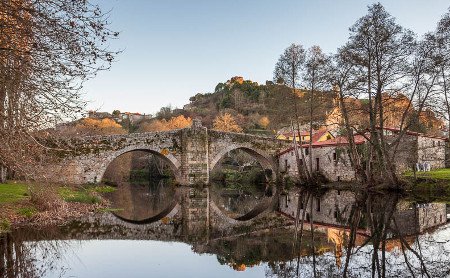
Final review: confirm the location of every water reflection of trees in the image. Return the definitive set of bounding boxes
[271,188,450,278]
[0,227,68,278]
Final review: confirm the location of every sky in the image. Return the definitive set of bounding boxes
[84,0,450,115]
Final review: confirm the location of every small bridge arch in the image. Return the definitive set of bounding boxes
[98,145,183,184]
[209,145,277,181]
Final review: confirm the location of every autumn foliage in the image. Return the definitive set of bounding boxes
[213,113,243,133]
[139,115,192,132]
[58,118,126,136]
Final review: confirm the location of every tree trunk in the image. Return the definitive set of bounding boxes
[0,165,6,184]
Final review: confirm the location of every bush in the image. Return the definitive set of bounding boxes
[0,219,11,233]
[29,184,62,211]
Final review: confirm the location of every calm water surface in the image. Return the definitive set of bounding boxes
[2,180,450,278]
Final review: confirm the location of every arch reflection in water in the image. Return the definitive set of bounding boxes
[209,147,275,221]
[107,179,179,224]
[209,182,274,221]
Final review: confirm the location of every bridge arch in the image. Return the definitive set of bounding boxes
[98,145,182,184]
[209,145,277,181]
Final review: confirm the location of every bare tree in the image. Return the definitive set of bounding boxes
[303,46,331,175]
[0,0,119,182]
[274,43,311,181]
[345,3,417,186]
[434,8,450,145]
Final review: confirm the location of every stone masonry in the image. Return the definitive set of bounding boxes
[42,122,290,186]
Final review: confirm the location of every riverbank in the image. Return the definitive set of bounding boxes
[0,181,115,233]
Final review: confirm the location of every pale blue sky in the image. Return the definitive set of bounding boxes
[85,0,450,115]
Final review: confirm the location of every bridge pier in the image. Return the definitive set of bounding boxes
[179,120,210,185]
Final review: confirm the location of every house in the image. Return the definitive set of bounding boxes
[276,129,335,143]
[115,112,152,124]
[278,135,366,182]
[377,127,448,171]
[278,127,448,182]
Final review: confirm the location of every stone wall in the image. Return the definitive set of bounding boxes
[417,136,446,169]
[278,146,357,182]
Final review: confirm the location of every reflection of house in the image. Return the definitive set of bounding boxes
[279,190,356,227]
[393,201,447,235]
[279,189,447,238]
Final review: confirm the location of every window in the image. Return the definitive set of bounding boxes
[305,148,309,156]
[316,198,321,212]
[316,157,320,171]
[299,159,303,165]
[433,141,435,147]
[333,152,337,162]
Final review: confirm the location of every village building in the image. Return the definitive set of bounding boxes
[278,128,448,182]
[278,134,365,182]
[87,110,152,124]
[276,129,335,143]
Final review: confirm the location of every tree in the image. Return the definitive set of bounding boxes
[112,110,121,117]
[213,113,243,133]
[139,115,192,132]
[0,0,118,182]
[258,116,270,129]
[156,105,173,120]
[274,44,305,89]
[303,46,331,174]
[435,8,450,144]
[56,118,126,136]
[341,3,417,186]
[273,43,311,181]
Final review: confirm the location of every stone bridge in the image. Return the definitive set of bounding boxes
[46,120,290,185]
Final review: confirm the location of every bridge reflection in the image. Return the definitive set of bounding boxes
[2,186,450,277]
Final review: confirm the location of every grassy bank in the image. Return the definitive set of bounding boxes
[0,181,116,233]
[402,168,450,204]
[404,168,450,180]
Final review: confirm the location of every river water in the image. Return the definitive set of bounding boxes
[1,180,450,278]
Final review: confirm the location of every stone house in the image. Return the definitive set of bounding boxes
[278,135,366,182]
[278,128,447,182]
[380,127,447,172]
[276,129,334,143]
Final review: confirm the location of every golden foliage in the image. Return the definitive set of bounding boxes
[75,118,126,135]
[258,116,270,129]
[139,115,192,132]
[213,113,243,133]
